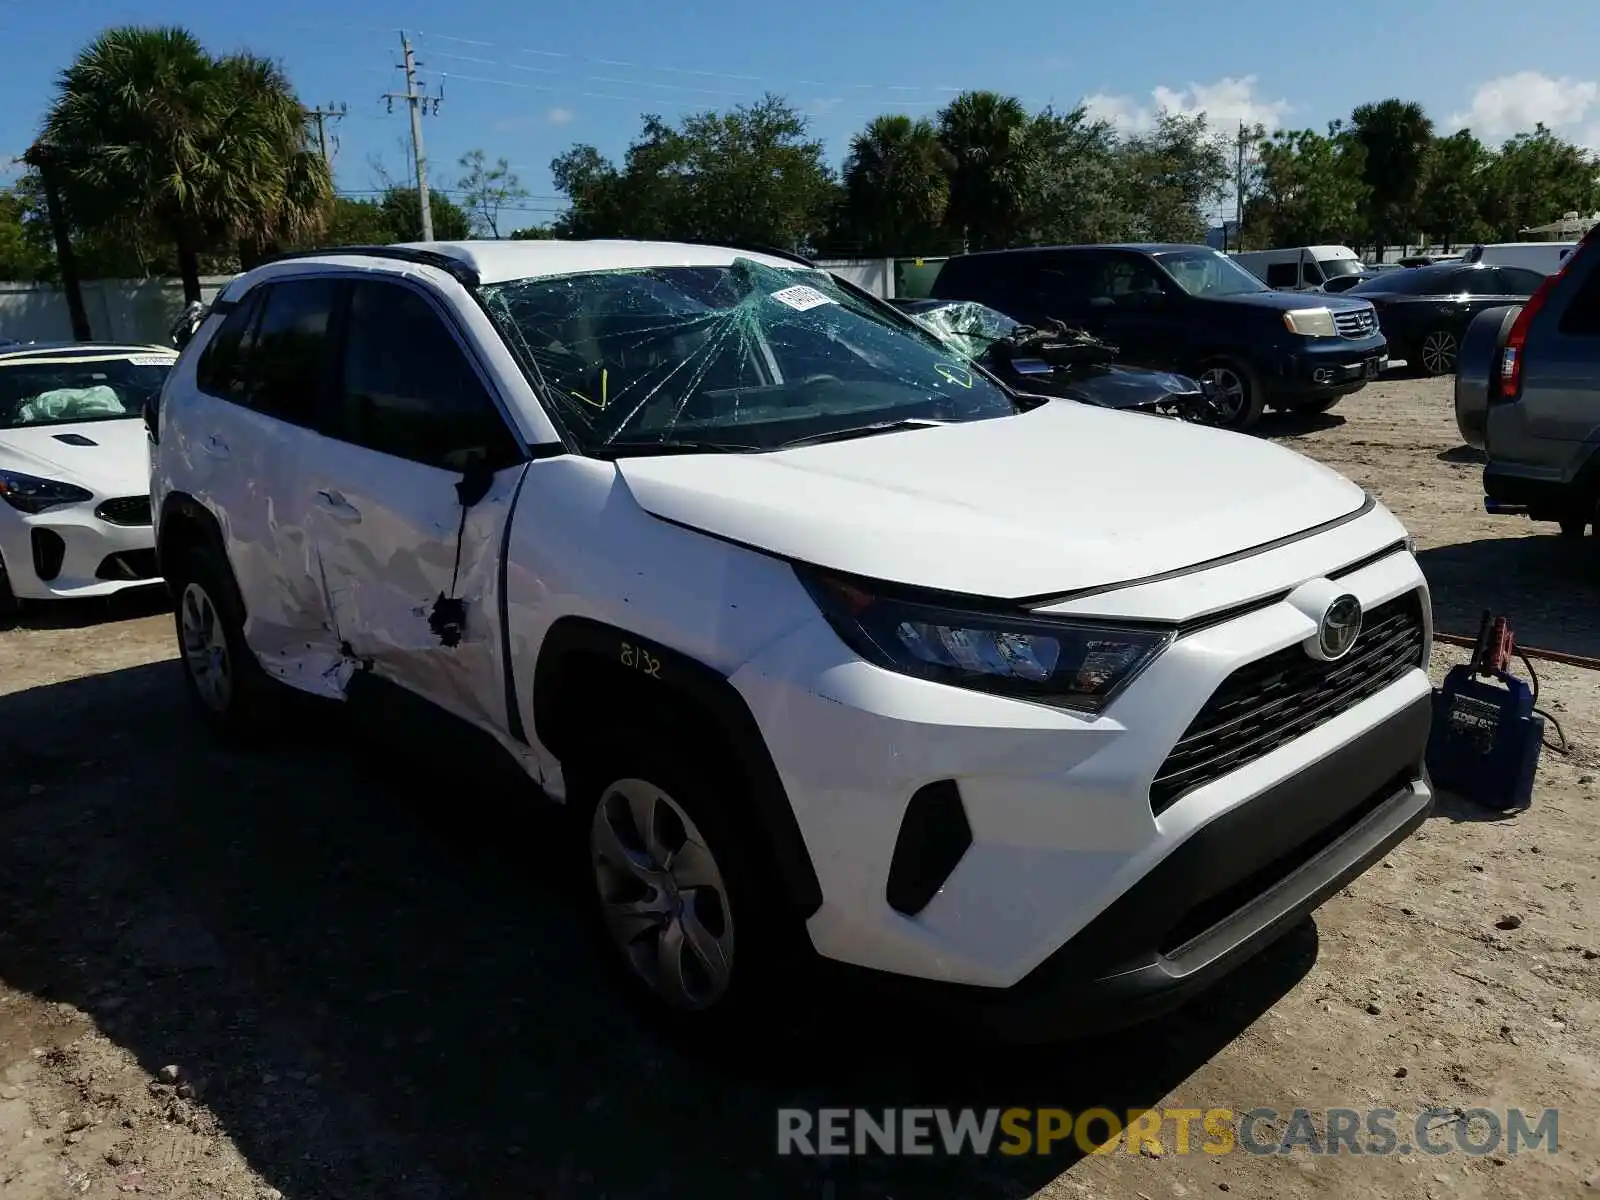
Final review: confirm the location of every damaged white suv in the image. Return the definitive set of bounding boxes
[152,241,1435,1039]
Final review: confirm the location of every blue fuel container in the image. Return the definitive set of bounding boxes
[1426,665,1543,812]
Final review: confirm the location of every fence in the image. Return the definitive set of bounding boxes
[0,277,235,346]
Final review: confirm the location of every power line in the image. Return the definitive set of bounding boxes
[303,102,349,167]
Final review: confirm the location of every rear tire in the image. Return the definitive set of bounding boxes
[569,731,793,1047]
[1197,358,1266,430]
[170,541,283,740]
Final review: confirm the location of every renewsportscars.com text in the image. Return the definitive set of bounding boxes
[776,1106,1559,1158]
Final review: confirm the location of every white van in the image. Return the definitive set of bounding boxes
[1462,242,1577,275]
[1232,246,1366,292]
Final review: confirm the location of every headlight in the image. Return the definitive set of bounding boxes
[797,569,1172,712]
[0,469,94,514]
[1282,307,1338,337]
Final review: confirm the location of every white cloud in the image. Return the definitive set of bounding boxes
[545,106,574,126]
[1083,75,1291,135]
[1449,71,1599,141]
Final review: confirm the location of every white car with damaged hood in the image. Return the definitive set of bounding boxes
[151,240,1435,1040]
[0,341,175,611]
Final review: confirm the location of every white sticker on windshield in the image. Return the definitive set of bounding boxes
[129,354,177,366]
[770,285,835,312]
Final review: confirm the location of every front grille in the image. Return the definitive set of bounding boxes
[1150,589,1425,814]
[1334,307,1378,338]
[95,495,152,526]
[95,550,159,581]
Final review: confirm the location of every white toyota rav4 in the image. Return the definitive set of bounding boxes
[151,240,1434,1040]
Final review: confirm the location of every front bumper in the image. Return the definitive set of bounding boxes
[732,515,1432,1020]
[840,699,1431,1041]
[1264,335,1389,401]
[0,498,160,600]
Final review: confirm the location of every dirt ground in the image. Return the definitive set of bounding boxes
[2,375,1598,1200]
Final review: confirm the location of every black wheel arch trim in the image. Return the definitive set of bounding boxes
[530,614,824,917]
[156,492,229,584]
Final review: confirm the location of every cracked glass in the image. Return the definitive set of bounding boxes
[479,257,1020,454]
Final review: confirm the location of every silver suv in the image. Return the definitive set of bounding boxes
[1457,226,1600,538]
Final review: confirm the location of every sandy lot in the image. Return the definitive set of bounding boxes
[1,375,1598,1200]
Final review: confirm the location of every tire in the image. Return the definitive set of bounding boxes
[1558,515,1589,538]
[169,541,283,739]
[1197,358,1266,430]
[1417,328,1460,377]
[571,733,790,1045]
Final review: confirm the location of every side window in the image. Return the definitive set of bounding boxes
[1460,268,1507,296]
[1497,267,1546,296]
[1300,260,1325,286]
[1265,262,1299,289]
[338,281,521,471]
[194,291,264,402]
[248,278,339,427]
[1086,256,1168,307]
[1558,258,1600,337]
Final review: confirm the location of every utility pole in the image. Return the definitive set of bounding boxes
[384,32,437,241]
[303,102,348,168]
[1233,122,1248,252]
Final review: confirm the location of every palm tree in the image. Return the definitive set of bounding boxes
[838,115,951,255]
[40,26,331,302]
[935,91,1036,251]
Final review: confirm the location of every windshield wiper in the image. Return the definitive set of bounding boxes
[772,418,954,450]
[590,436,763,459]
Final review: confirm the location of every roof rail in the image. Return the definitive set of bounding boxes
[258,244,480,287]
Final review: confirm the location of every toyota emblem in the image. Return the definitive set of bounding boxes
[1317,594,1364,660]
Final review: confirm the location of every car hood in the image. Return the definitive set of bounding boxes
[1061,365,1201,409]
[1212,290,1374,313]
[0,419,150,496]
[616,401,1368,599]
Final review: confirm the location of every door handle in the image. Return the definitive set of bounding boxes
[200,434,230,459]
[316,489,362,522]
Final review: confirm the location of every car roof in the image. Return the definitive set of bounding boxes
[949,243,1208,260]
[226,239,811,293]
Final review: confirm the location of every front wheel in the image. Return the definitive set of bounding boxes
[1418,328,1460,376]
[575,738,785,1041]
[1197,359,1265,430]
[0,552,17,622]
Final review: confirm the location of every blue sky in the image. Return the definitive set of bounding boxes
[6,0,1600,230]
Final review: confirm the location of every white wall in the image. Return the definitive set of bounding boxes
[0,276,234,345]
[814,258,896,299]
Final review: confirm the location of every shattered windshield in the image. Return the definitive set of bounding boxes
[904,301,1020,361]
[479,258,1019,453]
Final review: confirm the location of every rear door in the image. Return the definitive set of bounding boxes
[185,275,344,678]
[301,275,528,732]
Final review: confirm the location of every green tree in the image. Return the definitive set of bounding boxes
[1018,105,1125,244]
[457,149,529,238]
[832,115,950,255]
[551,96,834,249]
[1349,98,1434,249]
[0,190,53,281]
[380,186,472,241]
[40,26,332,301]
[935,91,1037,250]
[1245,123,1369,248]
[508,224,558,239]
[1478,125,1600,241]
[323,196,397,245]
[1417,129,1489,249]
[1114,111,1231,243]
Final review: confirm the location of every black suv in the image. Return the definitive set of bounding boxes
[929,244,1389,429]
